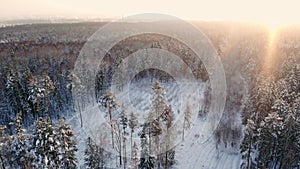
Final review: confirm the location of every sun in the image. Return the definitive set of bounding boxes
[265,21,281,33]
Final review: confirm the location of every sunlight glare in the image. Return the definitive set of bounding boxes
[263,24,278,74]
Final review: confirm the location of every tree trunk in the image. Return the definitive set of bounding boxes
[165,151,168,169]
[123,129,127,169]
[131,131,133,157]
[109,107,115,148]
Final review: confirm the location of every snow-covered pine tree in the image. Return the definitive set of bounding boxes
[277,111,300,169]
[56,119,78,169]
[119,107,128,169]
[148,81,167,157]
[28,71,55,117]
[84,137,100,169]
[14,112,31,167]
[139,124,155,169]
[160,105,176,169]
[5,67,32,125]
[69,72,84,126]
[182,103,192,141]
[240,119,258,169]
[20,66,33,125]
[240,74,276,168]
[150,81,168,116]
[114,118,124,167]
[271,61,300,168]
[241,74,276,127]
[84,137,107,169]
[241,56,300,169]
[31,116,59,168]
[40,70,55,114]
[257,112,283,168]
[147,117,162,156]
[5,112,32,168]
[99,91,118,148]
[5,68,18,107]
[130,142,139,169]
[128,112,138,156]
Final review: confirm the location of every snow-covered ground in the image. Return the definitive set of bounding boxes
[175,117,241,169]
[69,79,241,168]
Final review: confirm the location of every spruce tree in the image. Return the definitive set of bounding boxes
[139,124,155,169]
[31,117,59,168]
[85,137,103,169]
[56,119,78,169]
[272,62,300,168]
[6,112,32,168]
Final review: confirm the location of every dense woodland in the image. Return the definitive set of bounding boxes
[0,21,299,168]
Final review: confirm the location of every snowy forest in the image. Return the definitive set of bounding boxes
[0,21,299,169]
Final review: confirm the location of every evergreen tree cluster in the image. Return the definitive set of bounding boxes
[0,112,78,169]
[1,52,76,127]
[84,137,111,169]
[240,56,300,169]
[89,81,177,169]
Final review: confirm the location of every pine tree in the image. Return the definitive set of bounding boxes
[130,142,139,169]
[56,119,78,169]
[27,72,55,117]
[85,137,104,169]
[85,137,97,168]
[128,112,138,156]
[240,119,257,169]
[17,66,33,126]
[182,103,192,141]
[240,56,300,168]
[139,125,155,169]
[150,81,168,116]
[119,108,128,169]
[148,81,167,156]
[99,91,118,148]
[160,149,176,169]
[277,112,300,169]
[41,70,55,115]
[257,112,283,168]
[147,116,162,155]
[31,117,59,168]
[240,74,276,168]
[85,136,110,169]
[272,62,300,168]
[5,68,32,125]
[160,105,176,169]
[5,112,32,168]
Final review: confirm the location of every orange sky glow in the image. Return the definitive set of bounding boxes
[1,0,300,30]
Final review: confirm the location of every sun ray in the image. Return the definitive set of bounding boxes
[263,26,278,74]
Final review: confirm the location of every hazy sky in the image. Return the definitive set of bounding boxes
[1,0,300,29]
